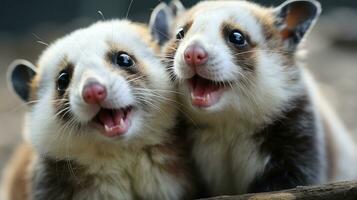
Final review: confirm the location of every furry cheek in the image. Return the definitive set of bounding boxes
[101,77,135,108]
[70,94,100,123]
[173,59,195,79]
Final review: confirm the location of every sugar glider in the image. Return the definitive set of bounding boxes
[152,0,357,196]
[0,19,193,200]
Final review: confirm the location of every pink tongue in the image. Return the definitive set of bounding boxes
[98,109,129,137]
[189,77,224,108]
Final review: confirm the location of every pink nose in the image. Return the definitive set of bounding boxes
[82,82,107,104]
[184,44,208,67]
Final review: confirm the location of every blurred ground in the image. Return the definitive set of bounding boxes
[0,8,357,179]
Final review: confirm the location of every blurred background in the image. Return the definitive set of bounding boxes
[0,0,357,177]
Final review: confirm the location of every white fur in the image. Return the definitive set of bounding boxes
[191,121,270,194]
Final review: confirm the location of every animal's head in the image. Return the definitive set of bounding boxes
[8,20,176,157]
[152,0,321,123]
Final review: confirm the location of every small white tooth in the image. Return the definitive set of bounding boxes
[191,92,195,99]
[191,92,205,100]
[205,94,211,102]
[119,118,125,129]
[104,125,111,131]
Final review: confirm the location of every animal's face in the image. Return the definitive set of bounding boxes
[170,2,268,111]
[158,0,320,121]
[9,20,176,155]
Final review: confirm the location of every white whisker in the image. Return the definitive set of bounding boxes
[125,0,134,19]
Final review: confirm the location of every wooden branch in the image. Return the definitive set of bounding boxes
[200,181,357,200]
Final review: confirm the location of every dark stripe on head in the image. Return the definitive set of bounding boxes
[221,21,257,72]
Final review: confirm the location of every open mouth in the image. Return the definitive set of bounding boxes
[93,106,133,138]
[187,75,226,108]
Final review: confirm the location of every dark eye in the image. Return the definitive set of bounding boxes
[57,71,70,92]
[176,28,185,40]
[229,30,247,46]
[114,52,134,68]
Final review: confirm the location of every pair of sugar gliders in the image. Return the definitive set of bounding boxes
[1,0,357,199]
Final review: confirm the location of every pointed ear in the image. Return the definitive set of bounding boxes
[7,59,37,102]
[169,0,186,16]
[275,0,321,50]
[150,1,186,46]
[149,2,173,45]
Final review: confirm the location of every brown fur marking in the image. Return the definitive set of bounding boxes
[221,21,257,72]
